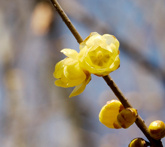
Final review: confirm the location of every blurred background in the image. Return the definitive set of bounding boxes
[0,0,165,146]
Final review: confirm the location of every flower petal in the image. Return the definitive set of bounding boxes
[80,32,99,50]
[69,74,91,97]
[61,49,79,59]
[99,100,124,128]
[109,55,120,71]
[53,60,65,78]
[55,79,68,88]
[103,34,120,48]
[63,62,87,87]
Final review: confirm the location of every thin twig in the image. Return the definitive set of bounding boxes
[103,75,163,147]
[49,0,163,146]
[50,0,83,44]
[103,75,132,108]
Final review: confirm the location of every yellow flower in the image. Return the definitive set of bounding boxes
[79,32,120,76]
[54,32,120,96]
[99,100,124,129]
[53,49,91,97]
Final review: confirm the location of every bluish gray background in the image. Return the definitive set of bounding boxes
[0,0,165,146]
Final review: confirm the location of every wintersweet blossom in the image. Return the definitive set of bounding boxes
[53,49,91,97]
[79,32,120,76]
[54,32,120,97]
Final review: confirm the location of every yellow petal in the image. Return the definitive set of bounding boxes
[53,59,65,78]
[103,34,120,49]
[99,100,124,129]
[109,55,120,72]
[63,62,86,87]
[69,74,91,97]
[79,32,99,50]
[55,79,68,88]
[86,34,103,48]
[61,49,79,59]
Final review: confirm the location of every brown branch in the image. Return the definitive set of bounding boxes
[103,75,163,147]
[49,0,83,44]
[103,75,132,108]
[49,0,163,146]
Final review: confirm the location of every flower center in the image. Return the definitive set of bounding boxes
[96,51,103,60]
[89,47,110,68]
[88,47,112,67]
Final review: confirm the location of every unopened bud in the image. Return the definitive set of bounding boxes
[148,120,165,140]
[128,138,147,147]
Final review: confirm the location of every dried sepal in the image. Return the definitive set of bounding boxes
[117,108,138,129]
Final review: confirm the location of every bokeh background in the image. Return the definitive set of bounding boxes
[0,0,165,146]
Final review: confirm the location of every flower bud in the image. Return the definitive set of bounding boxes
[128,138,147,147]
[99,100,124,129]
[117,108,138,129]
[148,120,165,140]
